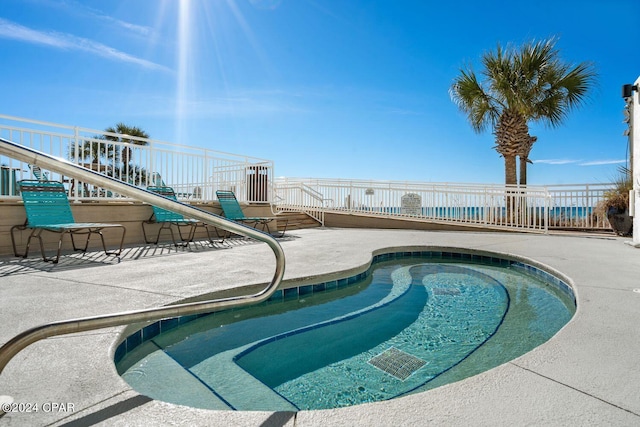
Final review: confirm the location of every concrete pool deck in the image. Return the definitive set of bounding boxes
[0,228,639,426]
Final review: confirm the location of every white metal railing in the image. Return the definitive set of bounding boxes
[0,115,615,233]
[272,182,327,225]
[545,183,611,229]
[275,178,616,232]
[0,114,273,203]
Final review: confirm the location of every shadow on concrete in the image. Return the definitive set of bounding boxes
[58,395,153,427]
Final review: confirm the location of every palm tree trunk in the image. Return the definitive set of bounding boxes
[504,155,517,186]
[504,155,517,221]
[519,156,527,186]
[495,110,527,186]
[518,156,529,225]
[518,135,536,187]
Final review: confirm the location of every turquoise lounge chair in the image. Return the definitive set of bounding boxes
[11,180,126,263]
[216,190,287,237]
[149,172,166,187]
[29,164,49,181]
[142,186,222,246]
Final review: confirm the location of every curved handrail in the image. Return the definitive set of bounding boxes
[0,137,286,375]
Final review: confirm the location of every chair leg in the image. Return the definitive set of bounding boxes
[240,220,260,233]
[142,220,160,244]
[97,228,125,257]
[13,225,126,263]
[20,228,61,263]
[176,223,196,245]
[24,228,50,262]
[143,221,187,247]
[158,222,187,247]
[203,224,224,245]
[156,224,168,245]
[257,219,278,236]
[214,226,231,240]
[187,223,197,243]
[80,232,92,252]
[154,226,163,245]
[112,226,126,256]
[276,219,289,238]
[167,224,183,247]
[10,224,28,257]
[24,229,41,259]
[69,231,92,252]
[52,232,69,264]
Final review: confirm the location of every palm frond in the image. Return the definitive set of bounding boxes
[450,67,500,132]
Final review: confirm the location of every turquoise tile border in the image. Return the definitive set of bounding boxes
[114,249,575,365]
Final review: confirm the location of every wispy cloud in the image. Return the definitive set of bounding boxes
[579,159,626,166]
[78,4,152,36]
[532,158,627,167]
[0,18,169,72]
[533,159,581,165]
[35,0,153,36]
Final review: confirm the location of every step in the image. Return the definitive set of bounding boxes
[274,211,322,230]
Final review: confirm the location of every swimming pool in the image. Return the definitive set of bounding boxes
[115,250,575,411]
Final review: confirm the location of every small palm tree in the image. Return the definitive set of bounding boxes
[450,38,597,186]
[103,123,150,184]
[68,139,119,169]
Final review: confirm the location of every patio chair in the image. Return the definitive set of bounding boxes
[29,164,49,181]
[149,172,166,187]
[31,163,96,197]
[142,186,222,246]
[10,180,126,263]
[216,190,287,237]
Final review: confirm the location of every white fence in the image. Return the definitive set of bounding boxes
[0,114,615,233]
[546,183,611,229]
[274,178,614,232]
[0,114,273,203]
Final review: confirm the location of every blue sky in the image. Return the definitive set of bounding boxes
[1,0,638,185]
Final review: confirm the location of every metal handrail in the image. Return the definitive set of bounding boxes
[273,181,328,226]
[0,137,286,375]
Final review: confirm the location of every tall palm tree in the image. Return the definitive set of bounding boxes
[103,123,150,184]
[450,38,597,186]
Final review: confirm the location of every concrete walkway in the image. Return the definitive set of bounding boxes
[0,228,639,426]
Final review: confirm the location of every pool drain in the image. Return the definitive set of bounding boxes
[368,347,426,381]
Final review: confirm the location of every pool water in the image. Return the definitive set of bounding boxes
[116,254,575,411]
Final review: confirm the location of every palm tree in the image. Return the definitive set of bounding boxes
[103,123,150,184]
[450,38,597,186]
[68,139,119,168]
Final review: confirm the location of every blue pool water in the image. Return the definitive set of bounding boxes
[116,252,575,411]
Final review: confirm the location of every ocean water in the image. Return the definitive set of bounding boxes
[354,206,593,220]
